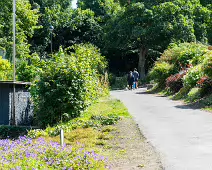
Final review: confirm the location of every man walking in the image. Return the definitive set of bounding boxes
[133,68,139,89]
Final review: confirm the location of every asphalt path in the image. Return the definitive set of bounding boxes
[111,88,212,170]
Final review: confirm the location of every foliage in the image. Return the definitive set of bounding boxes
[32,44,108,127]
[16,53,44,82]
[166,70,186,93]
[148,61,175,87]
[0,0,39,61]
[103,0,211,77]
[110,75,128,90]
[31,3,102,56]
[186,87,202,102]
[183,64,204,89]
[202,51,212,78]
[199,94,212,107]
[172,86,190,100]
[197,76,212,95]
[78,0,121,19]
[0,126,30,139]
[160,43,208,70]
[0,57,13,80]
[0,136,107,169]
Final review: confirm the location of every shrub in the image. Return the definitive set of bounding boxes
[161,43,208,69]
[16,53,43,82]
[110,75,128,90]
[200,94,212,107]
[202,51,212,78]
[148,61,175,87]
[186,87,202,102]
[166,70,186,93]
[0,126,30,139]
[32,44,108,127]
[0,56,13,80]
[197,76,212,95]
[172,86,190,100]
[183,64,204,89]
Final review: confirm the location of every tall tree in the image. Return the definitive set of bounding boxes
[104,0,211,78]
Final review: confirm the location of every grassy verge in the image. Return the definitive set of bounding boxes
[0,97,131,169]
[148,84,212,111]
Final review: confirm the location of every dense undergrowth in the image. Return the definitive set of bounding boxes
[148,42,212,111]
[0,98,130,169]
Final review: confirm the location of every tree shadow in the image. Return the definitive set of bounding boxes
[135,91,150,95]
[174,101,206,111]
[135,90,167,97]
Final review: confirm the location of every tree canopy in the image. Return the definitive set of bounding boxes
[103,0,212,78]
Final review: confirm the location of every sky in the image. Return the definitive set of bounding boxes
[72,0,77,9]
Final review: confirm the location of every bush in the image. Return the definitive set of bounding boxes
[186,87,202,102]
[202,51,212,78]
[32,44,108,127]
[197,76,212,95]
[183,64,204,89]
[0,126,30,139]
[148,61,175,87]
[161,43,208,70]
[110,75,128,90]
[172,86,190,100]
[166,70,186,93]
[0,56,13,80]
[16,53,43,82]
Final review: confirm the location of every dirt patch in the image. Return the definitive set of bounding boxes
[106,117,163,170]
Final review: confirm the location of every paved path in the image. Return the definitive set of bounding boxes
[111,88,212,170]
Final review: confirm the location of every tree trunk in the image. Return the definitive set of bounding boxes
[138,47,147,80]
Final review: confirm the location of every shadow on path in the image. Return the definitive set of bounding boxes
[174,102,207,111]
[135,91,167,97]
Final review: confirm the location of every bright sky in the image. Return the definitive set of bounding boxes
[72,0,77,9]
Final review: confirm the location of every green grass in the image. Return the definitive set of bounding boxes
[28,97,130,139]
[27,97,130,149]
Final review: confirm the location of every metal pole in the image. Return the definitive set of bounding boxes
[12,0,16,126]
[51,32,52,53]
[60,129,64,147]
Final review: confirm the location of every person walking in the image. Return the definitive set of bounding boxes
[127,71,134,90]
[133,68,139,89]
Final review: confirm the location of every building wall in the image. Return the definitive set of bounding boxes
[0,83,33,126]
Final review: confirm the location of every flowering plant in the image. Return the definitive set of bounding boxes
[166,70,187,93]
[0,136,108,169]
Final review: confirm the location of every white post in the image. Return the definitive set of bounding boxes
[60,129,64,147]
[12,0,16,126]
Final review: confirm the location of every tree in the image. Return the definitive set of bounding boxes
[29,0,72,56]
[104,0,211,78]
[44,7,102,53]
[78,0,121,18]
[0,0,39,61]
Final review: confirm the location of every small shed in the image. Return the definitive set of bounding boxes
[0,81,33,126]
